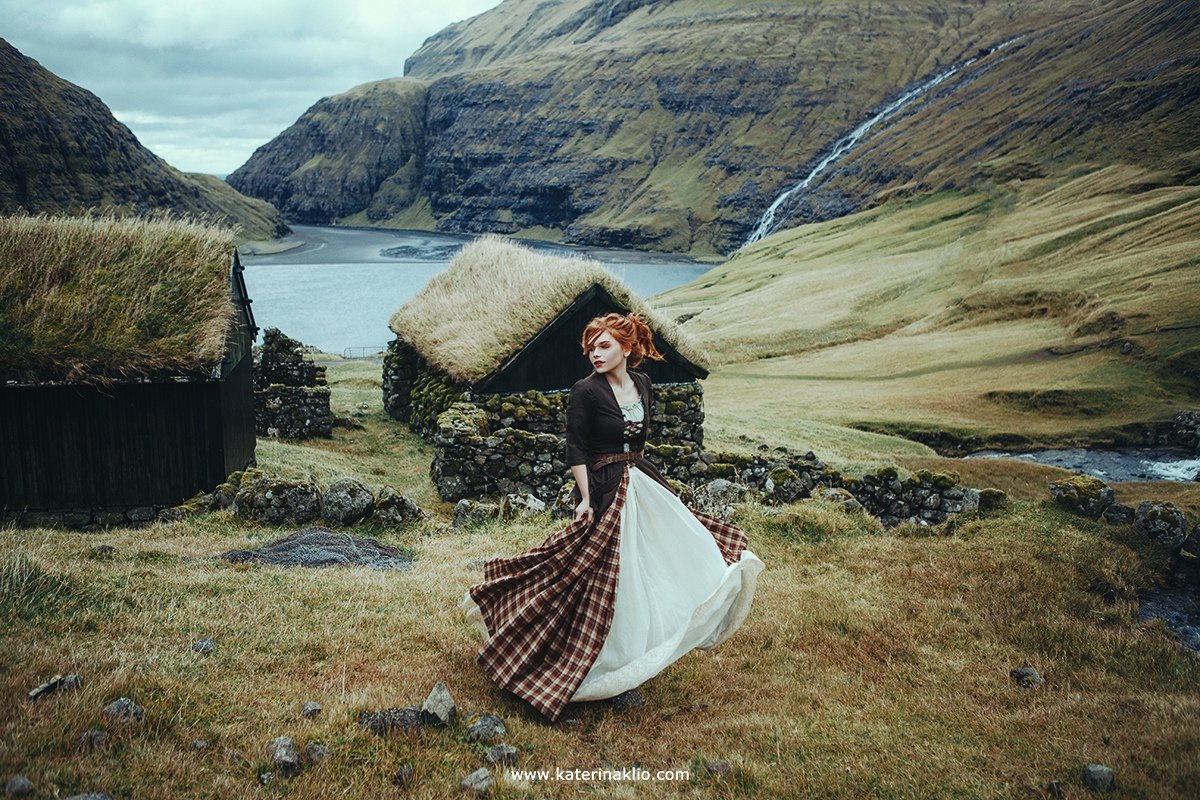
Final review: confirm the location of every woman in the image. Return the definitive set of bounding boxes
[461,312,764,722]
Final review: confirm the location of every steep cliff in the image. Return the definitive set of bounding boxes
[226,78,429,226]
[231,0,1194,254]
[0,39,287,241]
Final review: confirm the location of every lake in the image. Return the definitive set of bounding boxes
[238,225,716,355]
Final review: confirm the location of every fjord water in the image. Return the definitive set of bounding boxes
[239,225,714,355]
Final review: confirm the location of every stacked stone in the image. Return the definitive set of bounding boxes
[382,339,420,421]
[843,468,987,527]
[2,504,170,530]
[254,328,333,439]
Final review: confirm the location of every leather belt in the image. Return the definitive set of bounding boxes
[591,450,644,469]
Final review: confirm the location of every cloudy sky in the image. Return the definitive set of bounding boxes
[2,0,501,175]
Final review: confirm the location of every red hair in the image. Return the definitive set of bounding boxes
[580,312,665,369]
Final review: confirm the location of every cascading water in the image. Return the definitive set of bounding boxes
[742,37,1022,248]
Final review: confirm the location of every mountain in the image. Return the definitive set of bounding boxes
[229,0,1193,255]
[0,38,287,241]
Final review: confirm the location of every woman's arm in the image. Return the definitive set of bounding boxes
[570,463,592,523]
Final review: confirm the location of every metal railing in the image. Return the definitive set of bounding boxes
[343,346,387,358]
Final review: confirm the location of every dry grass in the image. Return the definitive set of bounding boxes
[0,213,236,384]
[2,360,1198,798]
[388,236,709,383]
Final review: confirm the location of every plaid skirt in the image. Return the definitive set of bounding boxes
[462,461,762,722]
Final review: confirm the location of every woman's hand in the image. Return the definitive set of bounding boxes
[574,497,594,524]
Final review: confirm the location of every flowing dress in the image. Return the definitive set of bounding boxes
[461,370,764,721]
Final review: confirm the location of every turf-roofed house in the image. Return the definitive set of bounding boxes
[0,216,258,528]
[383,237,709,502]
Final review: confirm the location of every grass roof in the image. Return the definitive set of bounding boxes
[387,236,710,383]
[0,214,237,384]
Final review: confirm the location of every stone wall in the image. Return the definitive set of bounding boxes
[255,328,334,438]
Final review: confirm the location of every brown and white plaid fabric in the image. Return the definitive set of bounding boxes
[467,465,752,721]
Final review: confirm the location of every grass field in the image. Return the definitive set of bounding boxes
[3,356,1199,798]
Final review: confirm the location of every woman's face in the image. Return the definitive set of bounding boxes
[588,330,630,374]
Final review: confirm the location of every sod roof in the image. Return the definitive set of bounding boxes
[0,214,238,384]
[387,236,709,384]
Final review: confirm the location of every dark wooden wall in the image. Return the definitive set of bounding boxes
[474,284,708,393]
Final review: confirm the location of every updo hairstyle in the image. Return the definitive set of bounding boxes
[580,312,665,369]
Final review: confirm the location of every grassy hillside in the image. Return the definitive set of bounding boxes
[2,357,1198,798]
[655,158,1200,453]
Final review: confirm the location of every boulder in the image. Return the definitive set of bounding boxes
[1134,501,1190,550]
[320,478,375,526]
[1048,475,1113,518]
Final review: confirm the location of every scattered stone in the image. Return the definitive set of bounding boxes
[392,762,415,786]
[302,700,322,719]
[320,478,375,526]
[266,736,301,777]
[1102,503,1136,526]
[486,744,518,765]
[420,681,457,727]
[813,486,863,513]
[1181,526,1200,561]
[231,478,322,525]
[978,488,1008,512]
[102,696,144,723]
[358,706,422,735]
[499,492,547,521]
[63,794,111,800]
[192,739,209,750]
[466,713,507,742]
[257,772,273,786]
[706,760,731,775]
[78,728,108,751]
[1082,763,1115,792]
[461,767,493,794]
[372,486,426,526]
[220,526,412,570]
[1009,666,1045,689]
[5,775,33,796]
[191,637,215,655]
[28,673,83,701]
[609,688,646,712]
[304,742,331,764]
[453,499,501,528]
[1135,501,1190,550]
[1048,475,1114,519]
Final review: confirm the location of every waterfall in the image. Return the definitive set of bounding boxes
[742,37,1022,248]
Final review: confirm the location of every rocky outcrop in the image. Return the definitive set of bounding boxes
[0,39,286,240]
[227,79,428,225]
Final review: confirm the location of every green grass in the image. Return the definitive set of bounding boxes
[2,357,1198,797]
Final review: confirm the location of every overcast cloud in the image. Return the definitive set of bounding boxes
[1,0,501,174]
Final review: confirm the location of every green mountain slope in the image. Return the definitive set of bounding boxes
[0,39,287,241]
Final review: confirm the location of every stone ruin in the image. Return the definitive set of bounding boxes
[254,327,334,439]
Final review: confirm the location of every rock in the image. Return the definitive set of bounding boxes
[358,706,422,735]
[698,478,747,507]
[62,794,111,800]
[978,488,1008,511]
[461,767,493,794]
[304,742,331,763]
[191,637,215,655]
[5,775,33,796]
[392,763,415,786]
[486,744,518,765]
[1082,763,1115,792]
[28,673,83,701]
[102,696,144,723]
[466,713,507,742]
[232,478,322,525]
[609,688,646,712]
[1102,503,1135,525]
[813,486,863,513]
[372,486,426,526]
[706,760,731,775]
[1135,501,1190,550]
[499,492,547,520]
[453,499,501,528]
[78,728,108,751]
[961,488,981,511]
[266,736,301,777]
[88,544,116,560]
[1180,526,1200,561]
[302,700,322,719]
[420,681,457,727]
[1048,475,1113,519]
[191,739,208,750]
[1009,666,1045,689]
[320,478,375,526]
[257,772,273,786]
[1168,410,1200,452]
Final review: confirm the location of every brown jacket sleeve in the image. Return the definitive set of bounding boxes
[564,379,591,467]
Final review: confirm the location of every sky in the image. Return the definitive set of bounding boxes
[1,0,502,175]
